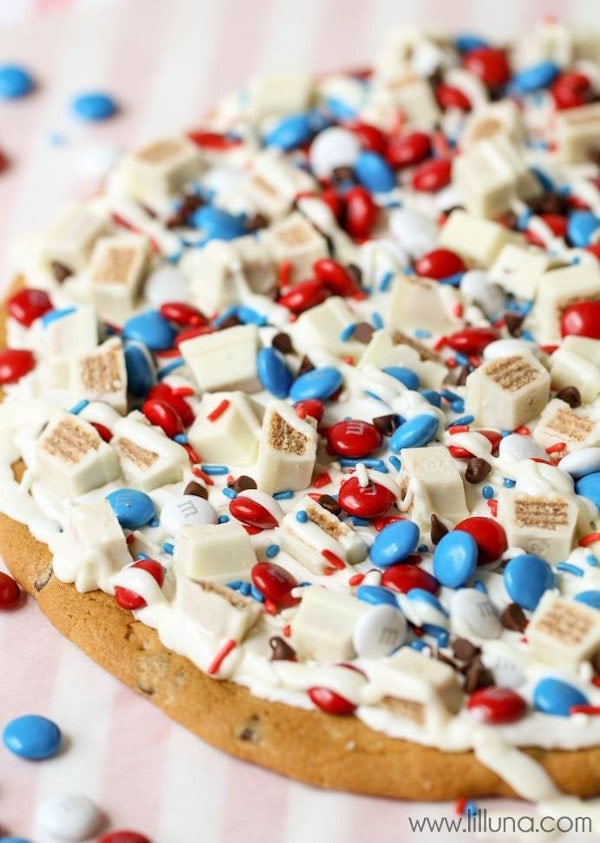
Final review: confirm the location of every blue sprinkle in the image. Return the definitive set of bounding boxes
[364,390,384,402]
[0,64,34,99]
[222,487,237,499]
[500,429,512,438]
[451,414,474,426]
[158,358,185,379]
[421,390,442,408]
[264,113,313,150]
[250,585,265,603]
[68,398,89,415]
[417,544,429,553]
[227,580,244,590]
[379,271,394,292]
[372,312,384,330]
[71,91,118,121]
[135,553,150,560]
[296,510,309,523]
[266,544,280,558]
[149,517,159,528]
[201,464,229,475]
[441,389,461,403]
[173,433,188,444]
[218,514,230,523]
[464,800,479,818]
[239,582,251,596]
[410,640,428,652]
[556,562,584,577]
[237,305,268,327]
[517,208,533,230]
[586,554,599,567]
[388,455,401,472]
[503,477,516,488]
[214,306,238,328]
[273,489,294,500]
[422,624,449,648]
[481,485,494,500]
[347,516,369,527]
[339,458,388,472]
[520,329,535,342]
[473,579,487,594]
[519,300,534,317]
[438,272,464,287]
[451,399,465,413]
[383,366,420,390]
[574,590,600,609]
[40,307,76,327]
[530,167,555,192]
[453,352,469,366]
[162,542,174,555]
[340,323,357,342]
[413,328,431,339]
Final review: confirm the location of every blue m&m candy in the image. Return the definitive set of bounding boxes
[257,347,293,398]
[289,366,342,401]
[390,414,439,452]
[71,91,118,121]
[574,591,600,611]
[512,60,559,93]
[2,714,61,760]
[533,677,589,717]
[106,488,156,530]
[0,64,34,99]
[382,366,420,390]
[354,150,396,193]
[265,113,313,150]
[122,311,176,351]
[575,472,600,508]
[369,519,420,568]
[503,553,555,610]
[124,340,155,397]
[567,211,600,248]
[433,531,477,587]
[189,206,246,241]
[356,584,398,607]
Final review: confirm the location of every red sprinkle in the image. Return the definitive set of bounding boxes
[206,399,230,422]
[0,571,21,609]
[207,638,237,675]
[97,833,152,843]
[579,532,600,547]
[186,130,242,150]
[91,422,113,443]
[278,260,293,288]
[513,426,531,436]
[313,472,332,489]
[545,441,566,454]
[486,499,498,517]
[321,549,346,570]
[569,705,600,716]
[348,573,365,586]
[191,465,214,485]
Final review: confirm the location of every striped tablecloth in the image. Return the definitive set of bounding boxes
[0,2,599,840]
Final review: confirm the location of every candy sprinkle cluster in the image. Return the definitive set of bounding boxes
[3,20,600,793]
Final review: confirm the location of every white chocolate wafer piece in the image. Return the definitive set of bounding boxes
[497,489,578,564]
[244,149,317,219]
[112,415,188,491]
[42,204,107,274]
[87,234,149,324]
[261,211,328,283]
[438,209,521,268]
[69,337,127,413]
[292,585,369,663]
[118,136,202,207]
[174,520,256,585]
[179,324,260,394]
[527,592,600,666]
[533,399,600,454]
[397,445,468,531]
[256,400,318,494]
[555,102,600,163]
[173,575,261,646]
[465,353,550,430]
[187,391,262,466]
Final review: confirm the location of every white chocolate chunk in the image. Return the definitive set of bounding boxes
[183,241,240,315]
[367,648,463,728]
[561,335,600,367]
[388,275,461,335]
[179,324,260,393]
[118,136,202,207]
[488,243,563,300]
[173,574,261,643]
[232,234,278,297]
[245,72,314,121]
[465,353,550,430]
[530,262,600,343]
[256,400,318,494]
[36,412,120,497]
[397,446,468,531]
[86,234,149,324]
[244,149,317,219]
[527,592,600,665]
[358,329,447,390]
[173,520,256,585]
[550,349,600,404]
[462,100,524,148]
[48,499,132,593]
[292,585,368,663]
[31,305,98,357]
[261,211,328,283]
[278,495,368,574]
[439,209,521,268]
[533,399,600,454]
[69,337,127,413]
[497,489,578,563]
[555,102,600,163]
[453,134,541,218]
[112,415,188,491]
[42,204,107,273]
[188,391,261,466]
[293,296,366,361]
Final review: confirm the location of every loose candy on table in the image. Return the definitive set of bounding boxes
[2,714,61,760]
[0,64,34,98]
[503,554,555,610]
[433,531,478,588]
[71,91,118,121]
[0,571,20,608]
[369,519,420,568]
[105,488,156,530]
[533,677,589,717]
[37,794,104,841]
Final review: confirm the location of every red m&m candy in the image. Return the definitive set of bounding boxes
[386,131,431,168]
[0,348,35,384]
[114,560,165,611]
[251,562,299,607]
[338,476,396,518]
[313,258,360,296]
[560,301,600,339]
[308,686,357,715]
[159,301,206,326]
[411,158,452,192]
[414,249,466,280]
[463,47,511,87]
[8,287,53,326]
[0,571,21,608]
[147,383,195,427]
[98,832,152,843]
[142,398,185,438]
[326,420,382,458]
[436,84,472,111]
[381,563,440,595]
[347,121,387,154]
[278,278,329,314]
[445,326,500,355]
[229,493,280,530]
[467,686,527,724]
[293,398,324,422]
[454,516,507,565]
[343,185,378,239]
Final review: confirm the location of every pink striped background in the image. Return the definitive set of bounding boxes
[0,1,597,840]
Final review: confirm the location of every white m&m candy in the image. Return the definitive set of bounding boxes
[160,495,218,535]
[38,793,103,841]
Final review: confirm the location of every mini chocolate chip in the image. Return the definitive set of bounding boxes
[456,364,472,386]
[347,263,363,286]
[352,322,375,344]
[430,513,449,545]
[269,636,296,661]
[556,385,581,409]
[245,212,269,232]
[183,481,208,499]
[504,312,524,337]
[452,637,481,662]
[232,474,258,493]
[238,715,261,743]
[435,651,458,670]
[465,457,491,484]
[332,165,356,184]
[372,414,399,437]
[590,651,600,675]
[297,355,315,376]
[318,494,342,516]
[528,191,568,216]
[166,193,203,228]
[463,659,495,693]
[271,332,294,354]
[51,261,73,283]
[219,315,242,330]
[501,602,528,633]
